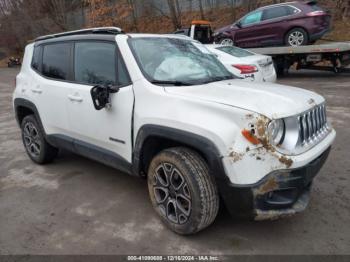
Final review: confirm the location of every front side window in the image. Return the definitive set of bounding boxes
[241,10,263,26]
[216,46,254,58]
[129,37,233,85]
[42,43,70,80]
[74,42,117,86]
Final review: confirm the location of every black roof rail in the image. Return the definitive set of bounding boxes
[35,27,124,41]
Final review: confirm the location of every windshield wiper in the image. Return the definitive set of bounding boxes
[201,75,236,84]
[150,80,194,86]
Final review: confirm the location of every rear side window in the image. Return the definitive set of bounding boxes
[286,6,300,15]
[42,43,71,80]
[262,6,290,20]
[74,42,130,86]
[31,46,41,71]
[217,46,254,58]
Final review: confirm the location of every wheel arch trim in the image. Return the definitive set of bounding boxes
[13,98,46,135]
[133,124,225,179]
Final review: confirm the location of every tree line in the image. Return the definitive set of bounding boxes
[0,0,349,53]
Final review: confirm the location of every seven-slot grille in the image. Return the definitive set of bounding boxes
[298,104,328,145]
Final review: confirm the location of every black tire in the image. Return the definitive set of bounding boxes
[274,61,285,77]
[285,28,308,47]
[147,147,219,235]
[21,115,58,164]
[219,37,234,46]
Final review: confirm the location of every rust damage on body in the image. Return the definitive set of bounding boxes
[255,116,294,168]
[254,191,310,221]
[257,177,279,194]
[256,118,267,137]
[279,156,293,168]
[229,151,244,163]
[255,209,296,221]
[229,115,294,168]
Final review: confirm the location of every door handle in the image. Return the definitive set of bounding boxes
[68,94,83,102]
[31,87,42,94]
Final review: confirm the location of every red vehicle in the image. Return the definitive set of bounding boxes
[214,1,331,48]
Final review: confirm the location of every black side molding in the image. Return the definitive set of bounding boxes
[47,134,133,175]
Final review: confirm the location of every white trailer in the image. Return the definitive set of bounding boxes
[249,42,350,75]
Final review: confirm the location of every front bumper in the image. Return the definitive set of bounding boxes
[218,147,331,220]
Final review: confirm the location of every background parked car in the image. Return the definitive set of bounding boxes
[7,57,21,68]
[206,44,276,83]
[214,1,331,48]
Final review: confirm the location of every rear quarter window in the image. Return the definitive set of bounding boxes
[309,4,323,11]
[31,46,42,71]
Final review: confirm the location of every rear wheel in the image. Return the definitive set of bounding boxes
[147,147,219,235]
[285,28,308,47]
[21,115,58,164]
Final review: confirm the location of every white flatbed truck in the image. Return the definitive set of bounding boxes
[249,42,350,75]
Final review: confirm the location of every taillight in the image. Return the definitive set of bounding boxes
[232,64,258,74]
[307,11,325,16]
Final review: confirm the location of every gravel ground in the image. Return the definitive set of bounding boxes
[0,68,349,255]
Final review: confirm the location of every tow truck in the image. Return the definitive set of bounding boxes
[174,21,350,75]
[173,20,213,44]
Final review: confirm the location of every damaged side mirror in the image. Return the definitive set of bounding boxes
[90,84,120,110]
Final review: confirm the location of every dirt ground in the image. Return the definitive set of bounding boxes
[0,68,349,255]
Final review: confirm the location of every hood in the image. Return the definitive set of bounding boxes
[215,24,237,34]
[164,80,325,119]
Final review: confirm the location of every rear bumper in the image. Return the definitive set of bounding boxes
[263,70,277,83]
[310,27,330,42]
[218,147,331,220]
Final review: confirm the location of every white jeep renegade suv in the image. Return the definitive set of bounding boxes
[13,27,336,234]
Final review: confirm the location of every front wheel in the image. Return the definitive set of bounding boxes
[147,147,219,235]
[219,37,234,46]
[285,28,308,47]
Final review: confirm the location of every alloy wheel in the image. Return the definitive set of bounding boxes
[152,163,191,224]
[220,38,234,46]
[288,31,304,46]
[23,122,41,157]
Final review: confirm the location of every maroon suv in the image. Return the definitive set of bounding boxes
[214,1,331,47]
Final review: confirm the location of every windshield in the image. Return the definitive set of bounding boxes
[129,37,234,85]
[216,46,255,58]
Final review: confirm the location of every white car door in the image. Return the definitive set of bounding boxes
[31,42,72,136]
[67,41,134,165]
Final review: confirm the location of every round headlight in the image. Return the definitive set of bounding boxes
[268,119,285,146]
